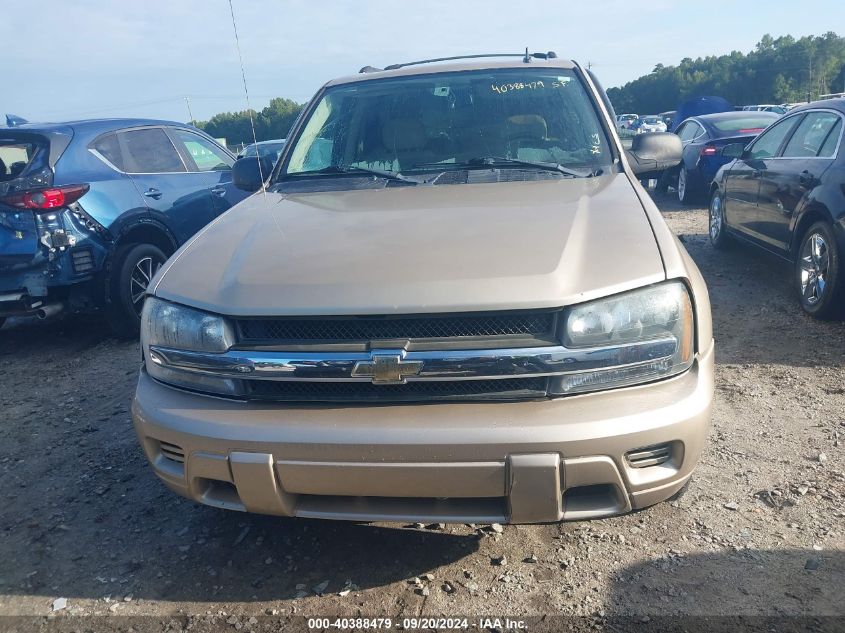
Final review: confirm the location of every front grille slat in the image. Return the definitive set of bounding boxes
[245,377,547,403]
[236,311,556,345]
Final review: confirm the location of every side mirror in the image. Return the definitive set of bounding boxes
[721,143,745,159]
[232,156,274,192]
[625,132,683,177]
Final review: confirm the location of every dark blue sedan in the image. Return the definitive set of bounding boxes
[0,119,250,334]
[663,111,779,204]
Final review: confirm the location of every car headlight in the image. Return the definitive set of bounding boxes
[141,297,242,396]
[549,281,694,395]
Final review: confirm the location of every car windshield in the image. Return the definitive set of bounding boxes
[642,116,660,124]
[281,68,612,180]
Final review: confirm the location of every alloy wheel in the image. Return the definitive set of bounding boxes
[677,169,686,202]
[709,193,723,240]
[130,255,163,315]
[799,233,830,306]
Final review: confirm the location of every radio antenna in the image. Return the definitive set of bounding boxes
[227,0,266,198]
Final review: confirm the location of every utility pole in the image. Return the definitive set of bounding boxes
[184,97,195,126]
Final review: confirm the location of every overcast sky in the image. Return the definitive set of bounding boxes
[3,0,840,123]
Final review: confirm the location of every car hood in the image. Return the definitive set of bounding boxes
[153,173,666,315]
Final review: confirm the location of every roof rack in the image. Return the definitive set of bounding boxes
[359,49,558,73]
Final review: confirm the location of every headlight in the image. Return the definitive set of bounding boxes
[141,297,242,396]
[142,297,233,352]
[550,281,694,395]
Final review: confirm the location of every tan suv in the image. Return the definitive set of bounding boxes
[132,53,714,523]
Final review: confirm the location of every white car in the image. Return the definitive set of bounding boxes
[635,115,667,134]
[616,114,638,130]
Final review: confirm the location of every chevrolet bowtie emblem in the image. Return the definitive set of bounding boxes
[352,352,423,384]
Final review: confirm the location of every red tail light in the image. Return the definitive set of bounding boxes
[0,184,89,211]
[700,144,718,156]
[738,128,764,135]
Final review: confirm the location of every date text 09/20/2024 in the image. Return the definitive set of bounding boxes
[306,617,527,630]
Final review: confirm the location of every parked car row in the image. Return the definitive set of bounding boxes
[0,121,285,334]
[740,104,791,114]
[708,100,845,318]
[617,114,667,132]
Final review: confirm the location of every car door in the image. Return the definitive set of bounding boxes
[756,111,842,252]
[673,121,700,173]
[167,128,249,215]
[115,127,219,244]
[725,115,801,242]
[683,121,709,171]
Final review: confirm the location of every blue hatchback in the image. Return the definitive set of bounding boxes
[0,119,250,334]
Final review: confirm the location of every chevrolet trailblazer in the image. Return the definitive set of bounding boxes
[132,52,714,524]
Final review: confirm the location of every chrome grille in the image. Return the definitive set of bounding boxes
[236,310,557,346]
[245,377,548,403]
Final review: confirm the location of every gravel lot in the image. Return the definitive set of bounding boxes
[1,193,843,629]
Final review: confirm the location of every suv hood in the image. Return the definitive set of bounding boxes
[153,174,665,315]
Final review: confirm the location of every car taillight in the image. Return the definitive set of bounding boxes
[1,184,89,211]
[738,128,764,135]
[700,144,718,156]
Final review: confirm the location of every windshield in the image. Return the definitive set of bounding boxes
[281,68,612,179]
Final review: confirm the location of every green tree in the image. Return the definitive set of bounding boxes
[197,98,304,146]
[607,33,845,114]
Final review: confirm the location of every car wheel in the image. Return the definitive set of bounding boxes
[654,170,670,195]
[795,222,843,319]
[677,168,698,205]
[106,243,167,337]
[708,189,731,249]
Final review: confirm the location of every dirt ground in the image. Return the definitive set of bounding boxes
[1,192,843,630]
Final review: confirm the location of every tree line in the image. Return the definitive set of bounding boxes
[196,97,303,147]
[606,32,845,114]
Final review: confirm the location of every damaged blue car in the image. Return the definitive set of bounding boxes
[0,119,249,335]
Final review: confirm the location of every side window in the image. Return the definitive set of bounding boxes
[119,128,186,173]
[677,123,698,142]
[818,118,843,158]
[91,133,124,170]
[689,123,704,140]
[783,112,841,158]
[748,116,801,160]
[172,129,234,172]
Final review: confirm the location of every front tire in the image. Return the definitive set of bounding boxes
[795,222,843,319]
[106,243,167,337]
[708,189,731,250]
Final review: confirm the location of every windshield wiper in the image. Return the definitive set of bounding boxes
[285,164,420,184]
[465,157,594,178]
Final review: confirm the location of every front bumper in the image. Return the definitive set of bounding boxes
[132,341,714,524]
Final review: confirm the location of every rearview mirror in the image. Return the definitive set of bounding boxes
[232,156,275,192]
[721,143,745,159]
[625,132,682,177]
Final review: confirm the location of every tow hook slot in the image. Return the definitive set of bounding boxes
[40,229,76,251]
